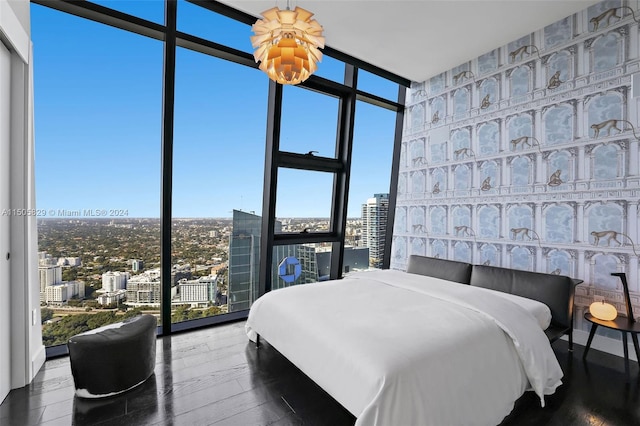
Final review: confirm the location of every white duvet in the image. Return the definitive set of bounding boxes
[246,269,563,426]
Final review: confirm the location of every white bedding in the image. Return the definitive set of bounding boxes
[471,284,552,330]
[245,269,563,426]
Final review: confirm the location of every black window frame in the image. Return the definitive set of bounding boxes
[32,0,408,358]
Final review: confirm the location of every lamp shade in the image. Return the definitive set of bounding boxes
[251,6,324,85]
[589,301,618,321]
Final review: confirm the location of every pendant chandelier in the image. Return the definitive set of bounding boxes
[250,2,324,85]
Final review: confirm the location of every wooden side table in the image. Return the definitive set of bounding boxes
[583,312,640,377]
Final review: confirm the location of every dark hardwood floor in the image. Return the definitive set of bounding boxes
[1,321,640,425]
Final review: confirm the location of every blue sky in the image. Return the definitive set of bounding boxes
[31,1,398,218]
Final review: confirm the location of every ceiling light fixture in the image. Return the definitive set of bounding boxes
[250,1,324,85]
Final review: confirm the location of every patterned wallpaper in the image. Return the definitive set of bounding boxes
[392,0,640,335]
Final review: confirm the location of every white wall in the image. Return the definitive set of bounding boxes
[1,27,11,405]
[0,0,45,394]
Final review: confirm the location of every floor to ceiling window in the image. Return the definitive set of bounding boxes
[171,47,267,325]
[31,4,163,349]
[30,0,407,356]
[347,101,398,271]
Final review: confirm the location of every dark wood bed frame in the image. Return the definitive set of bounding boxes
[406,255,583,350]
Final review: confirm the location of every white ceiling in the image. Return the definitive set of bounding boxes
[220,0,600,83]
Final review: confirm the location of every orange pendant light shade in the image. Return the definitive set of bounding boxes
[251,5,324,85]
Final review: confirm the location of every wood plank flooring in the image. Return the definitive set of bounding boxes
[1,320,639,425]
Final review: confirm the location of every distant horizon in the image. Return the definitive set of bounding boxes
[37,216,365,220]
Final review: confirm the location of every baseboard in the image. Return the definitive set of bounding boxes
[563,329,637,361]
[31,344,46,379]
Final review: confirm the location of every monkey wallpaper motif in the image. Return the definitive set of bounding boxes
[395,0,640,344]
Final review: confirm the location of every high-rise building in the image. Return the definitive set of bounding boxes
[57,257,81,267]
[38,265,62,292]
[126,271,165,305]
[228,210,320,312]
[362,193,389,268]
[228,210,263,312]
[44,281,85,305]
[178,275,218,307]
[101,271,129,292]
[131,259,144,272]
[97,290,126,306]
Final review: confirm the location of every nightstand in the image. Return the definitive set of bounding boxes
[583,312,640,378]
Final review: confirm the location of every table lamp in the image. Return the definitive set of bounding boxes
[589,300,617,321]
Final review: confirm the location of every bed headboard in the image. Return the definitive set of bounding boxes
[469,265,580,334]
[405,256,582,344]
[406,255,472,284]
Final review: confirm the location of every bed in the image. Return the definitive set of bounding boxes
[245,256,576,425]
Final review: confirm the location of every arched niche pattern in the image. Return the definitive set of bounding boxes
[508,35,533,63]
[507,204,534,236]
[411,237,426,256]
[431,168,447,193]
[587,92,624,137]
[479,243,499,266]
[586,202,624,245]
[431,239,446,259]
[587,1,623,33]
[478,205,500,238]
[546,50,573,87]
[430,96,446,123]
[430,139,447,164]
[397,172,407,194]
[547,150,573,186]
[429,206,447,235]
[451,62,470,86]
[479,161,499,191]
[479,78,499,107]
[592,143,623,180]
[454,164,471,190]
[592,32,623,72]
[454,241,472,263]
[451,128,471,152]
[392,236,407,261]
[511,156,532,186]
[411,170,425,194]
[430,73,445,93]
[591,253,621,290]
[544,203,574,243]
[510,66,530,97]
[453,87,470,117]
[411,103,424,131]
[410,139,426,166]
[478,50,498,75]
[544,16,572,48]
[508,113,534,151]
[452,205,471,229]
[410,84,426,102]
[511,246,533,271]
[410,206,426,232]
[395,206,407,233]
[400,142,407,168]
[543,103,574,145]
[478,121,499,156]
[546,249,572,276]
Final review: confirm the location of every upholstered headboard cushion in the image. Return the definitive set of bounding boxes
[406,255,472,284]
[469,265,575,330]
